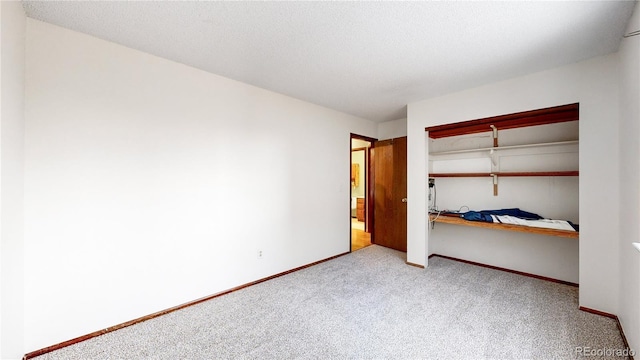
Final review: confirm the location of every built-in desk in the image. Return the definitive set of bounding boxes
[429,213,579,239]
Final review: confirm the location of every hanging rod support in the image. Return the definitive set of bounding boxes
[491,173,498,196]
[490,125,498,147]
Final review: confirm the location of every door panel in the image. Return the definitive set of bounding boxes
[373,140,393,248]
[373,137,407,252]
[393,137,408,248]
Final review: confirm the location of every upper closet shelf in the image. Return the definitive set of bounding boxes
[429,171,579,177]
[429,140,578,156]
[425,103,579,139]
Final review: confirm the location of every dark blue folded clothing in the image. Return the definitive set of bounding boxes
[461,208,543,222]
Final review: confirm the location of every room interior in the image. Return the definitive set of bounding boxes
[1,1,639,359]
[351,138,371,252]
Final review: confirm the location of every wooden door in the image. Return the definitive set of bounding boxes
[373,136,407,252]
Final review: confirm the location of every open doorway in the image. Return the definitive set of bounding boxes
[350,134,376,252]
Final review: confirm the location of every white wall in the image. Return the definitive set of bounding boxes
[408,54,621,313]
[351,139,371,149]
[618,2,640,352]
[0,1,26,359]
[377,117,407,140]
[23,19,376,353]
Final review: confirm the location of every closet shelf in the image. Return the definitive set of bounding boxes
[425,103,579,139]
[429,171,579,178]
[429,140,578,156]
[429,213,579,239]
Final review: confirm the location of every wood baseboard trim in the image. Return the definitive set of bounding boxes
[579,307,634,360]
[579,306,617,319]
[430,254,579,287]
[405,261,425,269]
[22,251,350,360]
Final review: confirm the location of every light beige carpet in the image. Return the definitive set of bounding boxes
[34,245,629,360]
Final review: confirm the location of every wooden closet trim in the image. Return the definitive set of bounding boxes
[425,103,579,138]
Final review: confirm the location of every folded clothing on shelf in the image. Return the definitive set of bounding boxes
[460,208,577,231]
[461,208,542,222]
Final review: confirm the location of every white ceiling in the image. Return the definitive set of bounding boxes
[22,1,636,122]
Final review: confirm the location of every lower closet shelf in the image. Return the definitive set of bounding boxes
[429,214,579,239]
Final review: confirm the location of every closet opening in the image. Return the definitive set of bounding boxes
[425,103,580,284]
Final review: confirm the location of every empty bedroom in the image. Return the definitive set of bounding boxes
[1,1,639,359]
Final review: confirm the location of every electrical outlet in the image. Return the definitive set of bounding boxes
[257,250,263,259]
[428,178,435,188]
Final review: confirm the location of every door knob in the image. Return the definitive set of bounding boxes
[401,198,407,203]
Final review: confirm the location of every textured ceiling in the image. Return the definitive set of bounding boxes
[22,1,636,122]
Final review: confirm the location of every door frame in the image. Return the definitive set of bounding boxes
[350,133,377,250]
